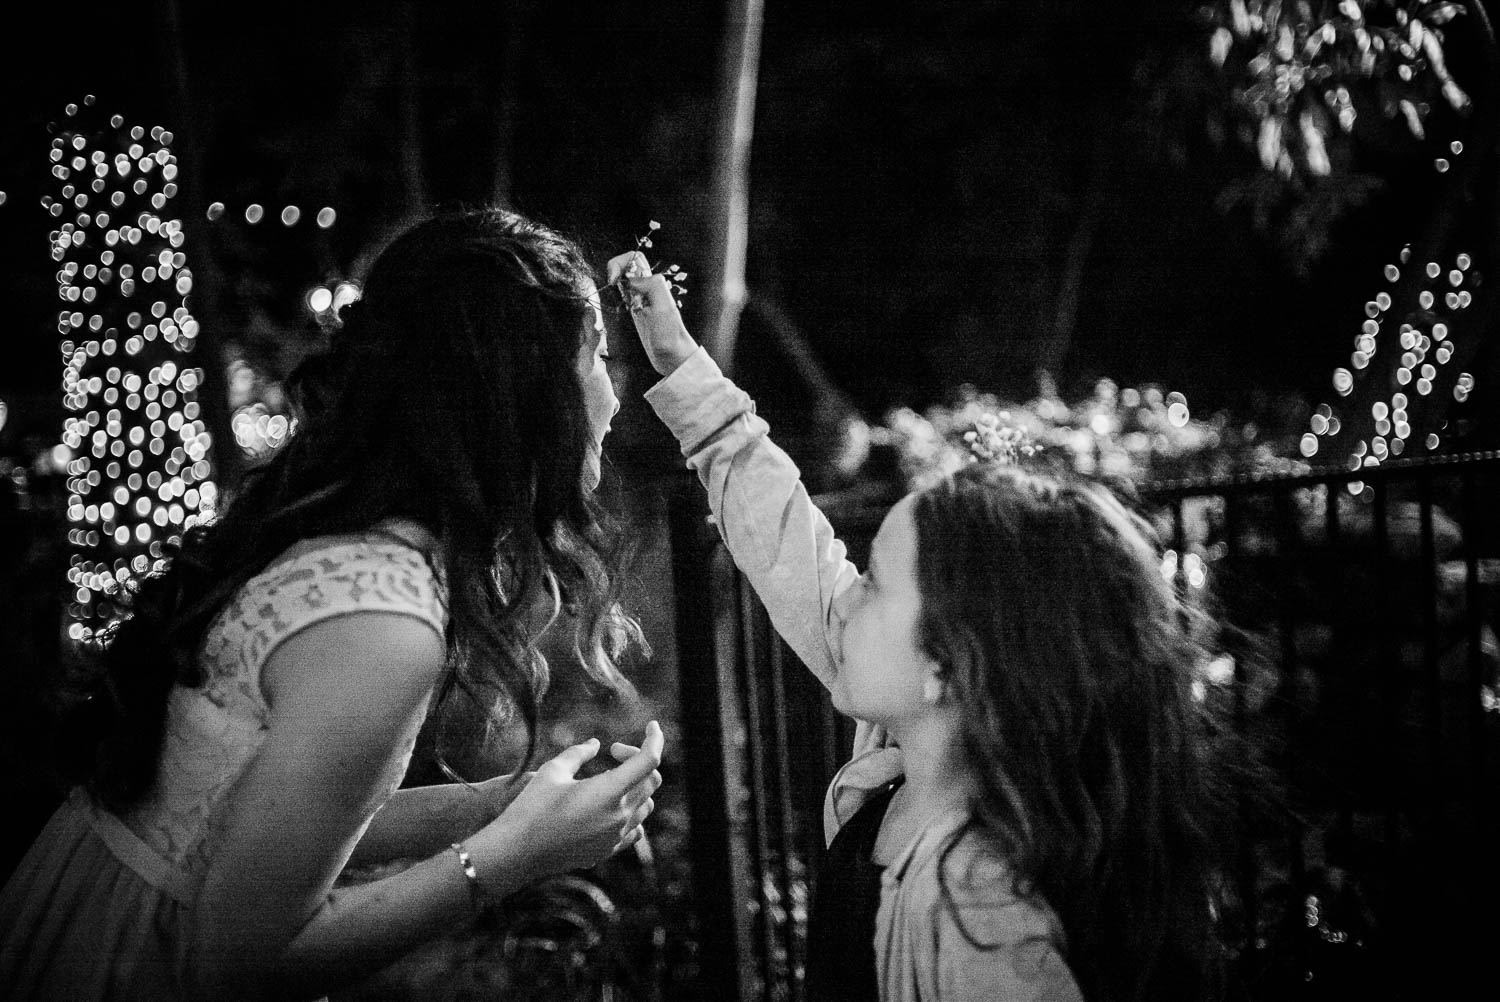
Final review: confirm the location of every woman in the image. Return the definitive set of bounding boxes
[0,209,664,1001]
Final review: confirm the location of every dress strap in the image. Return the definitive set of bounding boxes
[70,788,198,906]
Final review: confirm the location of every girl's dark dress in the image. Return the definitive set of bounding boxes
[805,779,902,1002]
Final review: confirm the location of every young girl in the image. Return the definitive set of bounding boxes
[613,254,1224,1001]
[0,209,664,1002]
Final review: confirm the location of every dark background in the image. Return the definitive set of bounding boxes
[1,3,1497,998]
[2,0,1489,459]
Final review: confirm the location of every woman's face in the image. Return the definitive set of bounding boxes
[577,286,620,492]
[828,493,942,728]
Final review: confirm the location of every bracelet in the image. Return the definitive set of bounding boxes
[449,842,483,912]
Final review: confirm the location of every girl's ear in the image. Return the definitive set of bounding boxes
[922,674,947,705]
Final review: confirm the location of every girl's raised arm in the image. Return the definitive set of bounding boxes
[610,252,858,692]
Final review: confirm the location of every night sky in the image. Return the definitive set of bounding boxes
[2,0,1490,470]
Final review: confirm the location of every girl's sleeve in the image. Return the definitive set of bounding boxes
[927,851,1085,1002]
[645,347,859,691]
[933,913,1083,1002]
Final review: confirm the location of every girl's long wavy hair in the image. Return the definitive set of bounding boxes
[912,463,1227,1002]
[60,207,640,811]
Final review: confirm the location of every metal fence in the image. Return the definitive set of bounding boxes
[667,451,1500,1001]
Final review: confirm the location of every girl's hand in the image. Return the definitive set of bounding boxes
[470,721,664,881]
[606,251,699,377]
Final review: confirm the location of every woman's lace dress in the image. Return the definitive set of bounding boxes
[0,537,447,1000]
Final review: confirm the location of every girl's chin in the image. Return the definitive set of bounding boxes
[828,679,851,715]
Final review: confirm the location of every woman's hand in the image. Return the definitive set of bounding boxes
[473,770,534,821]
[606,251,699,377]
[469,720,664,884]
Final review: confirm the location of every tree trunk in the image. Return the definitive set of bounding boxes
[701,0,765,374]
[396,0,430,215]
[1035,108,1110,389]
[490,1,530,207]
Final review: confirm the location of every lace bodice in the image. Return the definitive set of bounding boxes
[120,537,448,877]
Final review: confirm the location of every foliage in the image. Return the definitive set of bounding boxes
[1201,0,1474,277]
[871,375,1312,494]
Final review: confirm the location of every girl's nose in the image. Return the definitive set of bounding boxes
[829,587,849,628]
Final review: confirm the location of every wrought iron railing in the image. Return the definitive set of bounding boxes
[1142,451,1500,998]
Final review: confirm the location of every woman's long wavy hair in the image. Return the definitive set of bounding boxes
[911,463,1227,1002]
[61,207,640,811]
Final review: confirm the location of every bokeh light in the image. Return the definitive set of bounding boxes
[51,98,216,642]
[307,286,333,313]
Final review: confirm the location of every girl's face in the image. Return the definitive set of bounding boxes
[829,493,942,727]
[577,288,620,492]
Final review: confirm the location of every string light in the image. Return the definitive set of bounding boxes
[50,96,217,643]
[203,200,338,229]
[1315,241,1480,480]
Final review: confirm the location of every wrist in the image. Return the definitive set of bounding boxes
[447,842,484,913]
[654,339,699,377]
[462,815,533,900]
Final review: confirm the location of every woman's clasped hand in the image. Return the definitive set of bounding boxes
[475,722,664,884]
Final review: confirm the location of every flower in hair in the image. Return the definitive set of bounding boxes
[963,412,1039,465]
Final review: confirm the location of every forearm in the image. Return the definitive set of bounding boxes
[271,845,508,997]
[645,349,858,686]
[348,783,494,866]
[195,827,534,1001]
